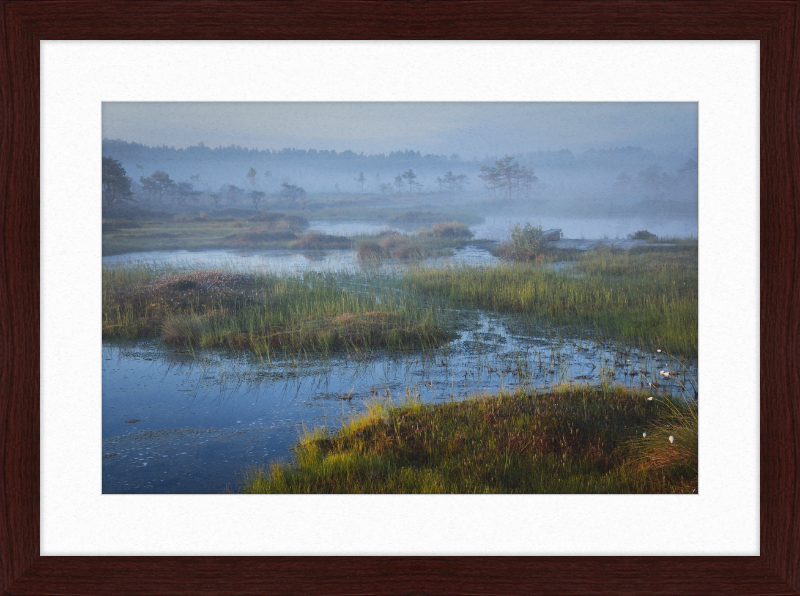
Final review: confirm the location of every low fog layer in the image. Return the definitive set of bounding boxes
[101,102,698,240]
[103,140,697,239]
[104,139,695,199]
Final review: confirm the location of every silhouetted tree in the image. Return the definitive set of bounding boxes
[139,170,175,203]
[402,169,419,193]
[249,190,266,210]
[355,171,366,193]
[102,157,134,206]
[519,166,537,199]
[174,181,202,205]
[479,164,502,198]
[443,171,469,192]
[480,156,520,199]
[281,182,306,212]
[246,167,258,190]
[223,184,245,205]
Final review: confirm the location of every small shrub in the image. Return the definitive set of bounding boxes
[500,223,547,261]
[627,230,658,241]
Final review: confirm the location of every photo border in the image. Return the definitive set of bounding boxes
[2,1,798,593]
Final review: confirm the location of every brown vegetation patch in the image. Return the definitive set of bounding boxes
[140,271,256,313]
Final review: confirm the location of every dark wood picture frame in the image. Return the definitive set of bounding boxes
[1,1,797,594]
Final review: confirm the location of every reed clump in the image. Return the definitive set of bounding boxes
[240,385,698,494]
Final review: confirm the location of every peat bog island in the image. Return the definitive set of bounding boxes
[102,102,698,494]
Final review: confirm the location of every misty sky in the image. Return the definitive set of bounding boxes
[102,102,697,158]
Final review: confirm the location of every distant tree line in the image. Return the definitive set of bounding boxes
[105,154,476,211]
[103,159,311,213]
[104,138,685,175]
[102,139,460,168]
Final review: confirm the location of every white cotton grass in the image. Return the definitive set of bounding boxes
[643,432,647,438]
[647,396,654,401]
[669,436,674,444]
[657,349,662,352]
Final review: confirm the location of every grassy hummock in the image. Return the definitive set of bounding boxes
[240,385,698,494]
[102,265,452,355]
[356,222,474,261]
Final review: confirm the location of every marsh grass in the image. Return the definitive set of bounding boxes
[402,246,697,356]
[102,264,452,355]
[240,385,697,494]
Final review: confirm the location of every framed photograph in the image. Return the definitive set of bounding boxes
[98,99,699,498]
[2,2,795,594]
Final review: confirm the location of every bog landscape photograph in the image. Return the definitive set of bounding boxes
[102,102,698,494]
